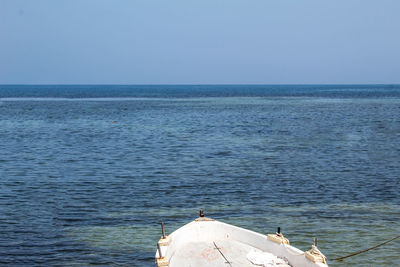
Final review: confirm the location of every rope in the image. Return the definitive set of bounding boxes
[333,235,400,261]
[213,241,233,266]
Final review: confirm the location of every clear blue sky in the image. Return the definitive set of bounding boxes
[0,0,399,84]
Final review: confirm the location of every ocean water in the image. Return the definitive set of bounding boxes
[0,85,399,266]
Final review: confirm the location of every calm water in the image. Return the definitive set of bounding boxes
[0,85,399,266]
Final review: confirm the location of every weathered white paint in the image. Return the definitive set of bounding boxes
[155,218,329,267]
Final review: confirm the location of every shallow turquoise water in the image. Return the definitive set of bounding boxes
[0,85,399,266]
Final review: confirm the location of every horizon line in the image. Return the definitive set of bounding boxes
[1,83,399,86]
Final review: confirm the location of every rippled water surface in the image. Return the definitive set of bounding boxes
[0,85,399,266]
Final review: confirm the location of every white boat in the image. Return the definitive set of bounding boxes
[155,211,328,267]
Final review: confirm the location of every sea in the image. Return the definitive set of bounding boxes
[0,85,399,266]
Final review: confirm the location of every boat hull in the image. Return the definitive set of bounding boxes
[155,218,328,267]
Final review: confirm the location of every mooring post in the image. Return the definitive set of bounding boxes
[199,209,204,217]
[161,222,165,239]
[157,242,163,258]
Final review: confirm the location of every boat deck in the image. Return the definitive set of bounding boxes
[156,218,327,267]
[169,239,290,266]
